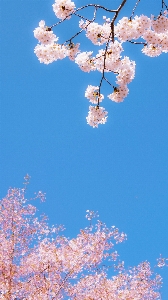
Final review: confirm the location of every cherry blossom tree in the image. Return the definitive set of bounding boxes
[33,0,168,127]
[0,179,167,299]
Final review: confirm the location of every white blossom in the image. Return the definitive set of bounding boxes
[142,44,162,57]
[34,20,58,45]
[108,85,129,103]
[33,3,168,127]
[79,19,90,30]
[34,43,67,64]
[151,14,168,33]
[86,22,111,45]
[95,41,123,72]
[116,56,135,85]
[85,85,104,104]
[66,43,80,60]
[53,0,75,20]
[142,30,162,45]
[75,52,96,72]
[86,106,108,128]
[115,15,151,42]
[160,32,168,52]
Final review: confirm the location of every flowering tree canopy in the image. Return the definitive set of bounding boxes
[0,183,167,299]
[33,0,168,127]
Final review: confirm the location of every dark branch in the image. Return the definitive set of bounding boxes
[97,0,128,105]
[64,8,97,44]
[162,0,168,9]
[51,4,116,28]
[127,40,146,45]
[130,0,141,20]
[75,4,117,13]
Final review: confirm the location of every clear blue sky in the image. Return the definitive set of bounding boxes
[1,0,168,297]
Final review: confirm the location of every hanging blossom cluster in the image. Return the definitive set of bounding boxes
[34,0,168,127]
[34,20,69,64]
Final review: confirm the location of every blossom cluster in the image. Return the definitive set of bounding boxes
[86,106,108,128]
[68,262,162,299]
[115,15,151,41]
[0,187,167,298]
[86,22,111,45]
[33,0,168,127]
[34,20,58,45]
[115,12,168,56]
[34,20,79,65]
[85,85,104,104]
[75,39,135,126]
[52,0,75,20]
[157,254,168,267]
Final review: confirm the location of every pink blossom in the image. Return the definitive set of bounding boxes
[53,0,75,20]
[108,85,129,103]
[142,44,162,57]
[0,187,165,298]
[85,85,104,104]
[34,43,67,64]
[75,51,96,72]
[34,20,58,45]
[86,106,108,127]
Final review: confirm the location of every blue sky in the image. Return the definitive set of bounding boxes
[1,0,168,297]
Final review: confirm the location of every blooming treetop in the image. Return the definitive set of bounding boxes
[34,0,168,127]
[0,181,167,299]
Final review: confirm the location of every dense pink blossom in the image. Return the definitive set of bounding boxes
[115,15,151,41]
[0,187,166,298]
[33,0,168,126]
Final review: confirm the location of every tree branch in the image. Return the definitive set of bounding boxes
[97,0,128,105]
[130,0,141,20]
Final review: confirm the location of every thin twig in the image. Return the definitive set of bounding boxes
[75,4,117,13]
[64,8,98,44]
[51,4,116,28]
[130,0,141,20]
[73,12,91,21]
[162,0,168,10]
[98,0,128,106]
[64,28,83,44]
[103,77,114,87]
[127,40,146,45]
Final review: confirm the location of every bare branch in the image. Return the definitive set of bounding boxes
[162,0,168,9]
[130,0,141,20]
[128,40,146,45]
[75,4,117,14]
[64,8,97,44]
